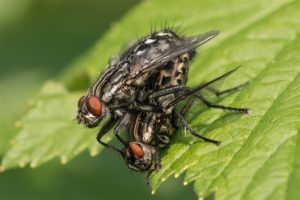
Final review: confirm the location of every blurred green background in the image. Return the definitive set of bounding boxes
[0,0,196,199]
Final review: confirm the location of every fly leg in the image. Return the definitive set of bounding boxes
[146,149,161,184]
[154,149,162,169]
[177,84,250,115]
[113,111,130,146]
[96,110,130,156]
[166,67,243,108]
[179,96,196,117]
[147,81,248,101]
[196,94,250,114]
[96,117,124,156]
[146,171,152,184]
[148,82,249,114]
[170,97,196,130]
[175,111,221,145]
[207,82,249,96]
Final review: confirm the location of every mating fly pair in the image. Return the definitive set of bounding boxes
[76,27,250,174]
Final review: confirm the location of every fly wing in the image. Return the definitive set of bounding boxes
[126,30,219,84]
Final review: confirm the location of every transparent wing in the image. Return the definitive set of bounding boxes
[127,30,219,83]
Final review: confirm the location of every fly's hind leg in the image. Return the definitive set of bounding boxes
[168,82,249,116]
[207,81,249,96]
[179,96,196,117]
[188,80,250,114]
[196,94,250,114]
[168,97,196,130]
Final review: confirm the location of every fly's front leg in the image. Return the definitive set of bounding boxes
[154,149,162,169]
[146,149,161,184]
[113,109,130,146]
[96,109,131,156]
[96,117,124,156]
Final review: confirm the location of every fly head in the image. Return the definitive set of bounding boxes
[76,95,108,128]
[124,142,157,172]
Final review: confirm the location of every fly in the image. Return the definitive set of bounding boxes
[77,28,221,152]
[76,27,250,174]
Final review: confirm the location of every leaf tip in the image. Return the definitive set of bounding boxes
[0,165,5,172]
[30,161,37,168]
[90,148,98,157]
[183,181,188,186]
[60,156,68,164]
[161,177,166,182]
[19,161,26,168]
[174,173,180,178]
[151,190,155,195]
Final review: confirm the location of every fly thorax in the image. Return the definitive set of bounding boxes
[102,81,122,103]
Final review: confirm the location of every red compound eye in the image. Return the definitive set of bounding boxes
[129,143,144,158]
[77,96,85,108]
[86,96,102,116]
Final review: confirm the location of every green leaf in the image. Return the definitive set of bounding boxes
[2,0,300,200]
[0,82,107,170]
